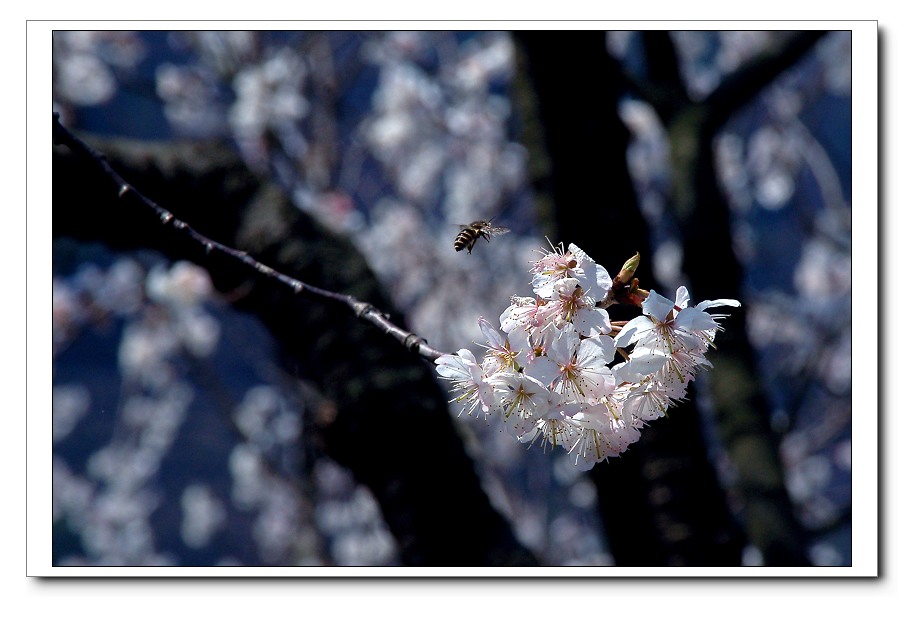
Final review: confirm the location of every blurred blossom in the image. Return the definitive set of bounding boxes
[372,63,443,114]
[82,488,160,563]
[820,334,852,395]
[313,459,399,565]
[177,311,221,358]
[332,529,397,566]
[652,238,683,289]
[368,111,418,156]
[252,483,301,563]
[156,63,226,137]
[398,143,445,202]
[234,386,279,442]
[126,261,223,365]
[88,391,191,490]
[55,53,116,106]
[53,385,91,443]
[99,259,145,315]
[54,247,317,565]
[672,31,780,99]
[717,31,773,75]
[229,443,268,509]
[53,457,94,523]
[64,257,145,317]
[794,237,852,298]
[451,34,514,91]
[190,31,258,75]
[53,32,145,107]
[747,301,805,349]
[56,258,210,370]
[810,542,843,566]
[817,32,852,96]
[362,31,524,238]
[742,545,764,566]
[747,125,799,210]
[52,278,80,354]
[146,261,213,307]
[512,509,545,550]
[180,484,226,548]
[670,31,720,98]
[549,513,607,565]
[786,454,832,502]
[834,440,852,471]
[230,47,310,142]
[606,31,635,58]
[715,133,753,213]
[227,438,311,560]
[118,320,180,379]
[620,98,669,186]
[233,385,301,451]
[567,478,598,509]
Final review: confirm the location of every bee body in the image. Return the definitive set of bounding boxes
[454,220,511,254]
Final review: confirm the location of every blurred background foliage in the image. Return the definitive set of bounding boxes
[51,30,851,567]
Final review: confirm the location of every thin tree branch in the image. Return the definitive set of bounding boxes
[53,113,446,362]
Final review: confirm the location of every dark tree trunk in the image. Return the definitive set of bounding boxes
[642,31,822,566]
[514,31,746,566]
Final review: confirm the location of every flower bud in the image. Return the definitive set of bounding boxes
[614,252,640,286]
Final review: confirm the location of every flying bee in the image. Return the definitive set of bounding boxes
[454,220,511,254]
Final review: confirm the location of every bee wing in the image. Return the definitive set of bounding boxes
[483,225,511,238]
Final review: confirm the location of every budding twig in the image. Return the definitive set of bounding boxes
[53,113,446,362]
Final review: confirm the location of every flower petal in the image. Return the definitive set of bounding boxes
[523,355,559,387]
[696,298,742,312]
[643,290,675,322]
[612,353,668,383]
[613,315,653,349]
[577,334,616,366]
[573,306,612,336]
[674,307,719,332]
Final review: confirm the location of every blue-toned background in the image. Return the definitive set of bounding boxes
[52,31,852,566]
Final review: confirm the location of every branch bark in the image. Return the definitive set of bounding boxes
[53,114,446,363]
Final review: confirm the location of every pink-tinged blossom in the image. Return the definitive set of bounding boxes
[488,371,556,437]
[611,352,669,384]
[561,404,643,470]
[434,349,495,418]
[508,327,560,384]
[499,297,562,369]
[518,401,583,450]
[500,296,546,334]
[530,242,612,303]
[621,383,675,422]
[544,331,617,403]
[541,278,612,337]
[614,287,740,356]
[476,316,520,376]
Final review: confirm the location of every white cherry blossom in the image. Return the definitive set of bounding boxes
[434,348,495,418]
[530,242,612,302]
[435,246,739,469]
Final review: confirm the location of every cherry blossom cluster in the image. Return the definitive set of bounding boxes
[435,243,740,470]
